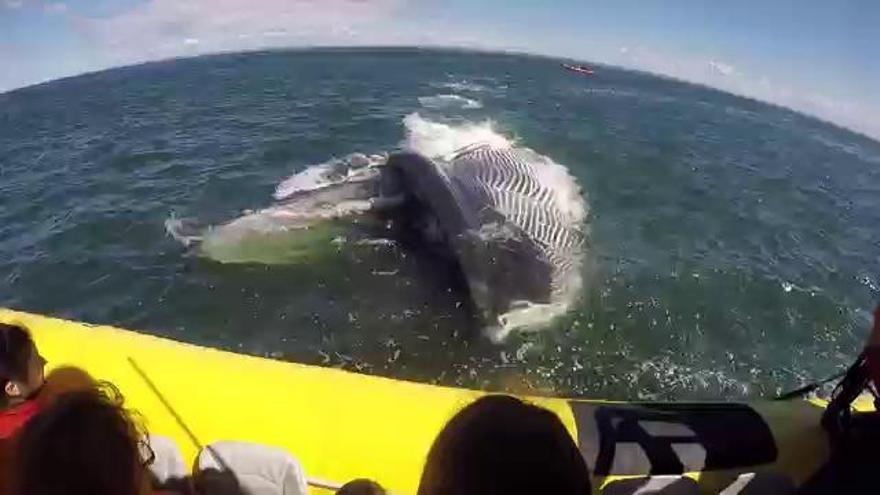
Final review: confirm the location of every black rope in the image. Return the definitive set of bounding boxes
[775,367,850,401]
[128,357,346,491]
[127,357,232,472]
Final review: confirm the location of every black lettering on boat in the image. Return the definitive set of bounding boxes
[569,402,777,476]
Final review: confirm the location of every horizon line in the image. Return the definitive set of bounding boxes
[4,44,878,145]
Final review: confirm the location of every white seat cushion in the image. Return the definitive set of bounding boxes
[197,440,308,495]
[148,434,187,486]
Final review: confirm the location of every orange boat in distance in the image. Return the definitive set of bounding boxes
[562,63,594,76]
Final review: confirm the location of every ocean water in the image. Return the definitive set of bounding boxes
[2,48,879,400]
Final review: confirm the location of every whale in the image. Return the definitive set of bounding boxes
[167,146,588,341]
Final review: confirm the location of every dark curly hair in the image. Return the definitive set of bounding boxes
[14,382,153,495]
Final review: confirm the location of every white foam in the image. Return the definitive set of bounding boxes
[164,214,203,247]
[418,93,483,110]
[433,81,488,93]
[273,153,385,201]
[402,112,512,160]
[632,353,751,399]
[490,301,572,343]
[273,162,336,200]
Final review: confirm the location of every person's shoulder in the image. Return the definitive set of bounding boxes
[0,400,39,417]
[0,399,41,439]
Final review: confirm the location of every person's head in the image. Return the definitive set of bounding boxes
[337,479,386,495]
[336,478,385,495]
[14,383,153,495]
[0,323,46,407]
[418,395,591,495]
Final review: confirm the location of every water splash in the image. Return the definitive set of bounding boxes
[274,153,386,201]
[164,213,203,247]
[433,80,489,93]
[402,112,512,159]
[418,94,483,110]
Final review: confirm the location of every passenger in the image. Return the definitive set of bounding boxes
[13,383,156,495]
[864,305,880,388]
[417,395,591,495]
[0,323,46,440]
[337,479,386,495]
[797,305,880,494]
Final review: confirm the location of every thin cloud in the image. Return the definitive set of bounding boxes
[709,60,736,77]
[79,0,404,65]
[4,0,23,9]
[44,2,67,14]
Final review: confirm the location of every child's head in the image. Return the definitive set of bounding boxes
[337,479,386,495]
[0,323,46,407]
[418,395,591,495]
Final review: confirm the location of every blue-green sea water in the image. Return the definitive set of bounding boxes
[2,48,879,400]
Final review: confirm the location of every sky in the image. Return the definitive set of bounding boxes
[2,0,878,140]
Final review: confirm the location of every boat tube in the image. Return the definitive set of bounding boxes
[1,308,874,494]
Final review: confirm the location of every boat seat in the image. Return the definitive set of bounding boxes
[196,440,309,495]
[719,472,795,495]
[148,434,188,490]
[601,476,700,495]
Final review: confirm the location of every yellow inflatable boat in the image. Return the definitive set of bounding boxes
[0,308,868,494]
